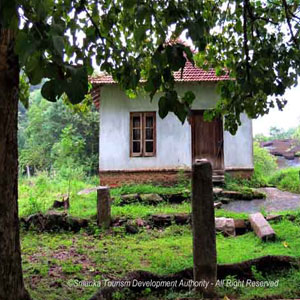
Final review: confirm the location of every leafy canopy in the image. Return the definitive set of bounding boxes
[18,90,99,175]
[1,0,300,133]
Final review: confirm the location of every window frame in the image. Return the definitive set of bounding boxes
[130,112,156,157]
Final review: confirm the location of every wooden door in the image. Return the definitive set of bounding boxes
[191,110,224,170]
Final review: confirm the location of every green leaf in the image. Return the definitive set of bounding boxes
[123,0,136,9]
[174,102,187,124]
[63,66,89,104]
[136,5,148,23]
[134,25,147,44]
[19,73,30,109]
[25,53,44,85]
[166,45,186,71]
[158,96,169,119]
[183,46,194,65]
[182,91,195,105]
[158,90,179,118]
[52,35,65,57]
[15,32,36,65]
[41,80,62,102]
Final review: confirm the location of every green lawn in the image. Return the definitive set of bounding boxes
[19,176,300,300]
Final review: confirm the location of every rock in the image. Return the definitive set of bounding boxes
[25,212,48,231]
[52,194,70,209]
[220,198,232,204]
[261,141,273,147]
[287,214,296,222]
[67,217,89,232]
[213,187,223,195]
[140,194,164,205]
[136,218,145,227]
[266,215,282,222]
[24,212,88,232]
[120,194,140,205]
[218,189,266,201]
[251,190,266,199]
[249,213,276,241]
[270,150,283,156]
[45,211,68,231]
[174,213,191,225]
[234,219,248,235]
[125,224,139,234]
[215,218,236,236]
[220,191,245,200]
[52,200,63,208]
[162,193,190,204]
[112,217,128,227]
[20,217,28,229]
[213,188,223,201]
[151,214,172,227]
[214,202,222,209]
[283,152,295,160]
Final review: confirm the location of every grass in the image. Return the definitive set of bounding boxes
[18,175,257,220]
[21,215,300,300]
[269,167,300,193]
[225,166,300,196]
[19,176,190,219]
[19,175,300,300]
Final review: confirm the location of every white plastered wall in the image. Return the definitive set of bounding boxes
[99,83,253,171]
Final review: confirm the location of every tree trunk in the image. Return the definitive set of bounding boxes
[26,165,31,179]
[0,29,30,300]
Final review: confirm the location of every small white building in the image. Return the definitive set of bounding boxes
[91,62,253,186]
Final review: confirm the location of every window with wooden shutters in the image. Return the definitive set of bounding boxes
[130,112,156,157]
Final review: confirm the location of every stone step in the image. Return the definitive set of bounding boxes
[213,169,225,175]
[212,174,225,184]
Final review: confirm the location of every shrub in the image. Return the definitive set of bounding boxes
[251,142,277,186]
[225,143,277,188]
[269,168,300,193]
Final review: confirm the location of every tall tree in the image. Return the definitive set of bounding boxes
[0,28,31,300]
[0,1,299,299]
[18,90,99,175]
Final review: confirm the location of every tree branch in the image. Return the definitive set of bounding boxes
[282,0,298,45]
[243,0,251,83]
[245,1,279,25]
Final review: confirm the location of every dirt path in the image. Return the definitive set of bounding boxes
[223,187,300,213]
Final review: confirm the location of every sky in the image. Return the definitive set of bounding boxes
[252,84,300,136]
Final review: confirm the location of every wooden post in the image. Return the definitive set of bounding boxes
[192,159,217,296]
[97,186,111,229]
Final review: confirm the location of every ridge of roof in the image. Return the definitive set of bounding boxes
[90,61,230,85]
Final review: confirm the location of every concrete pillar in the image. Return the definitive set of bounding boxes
[97,187,111,229]
[192,159,217,296]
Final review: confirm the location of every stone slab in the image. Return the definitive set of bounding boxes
[215,217,236,236]
[249,212,276,241]
[77,186,109,195]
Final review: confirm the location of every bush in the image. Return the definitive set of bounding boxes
[225,143,277,188]
[269,168,300,193]
[251,142,277,186]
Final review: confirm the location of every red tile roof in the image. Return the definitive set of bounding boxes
[90,61,230,85]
